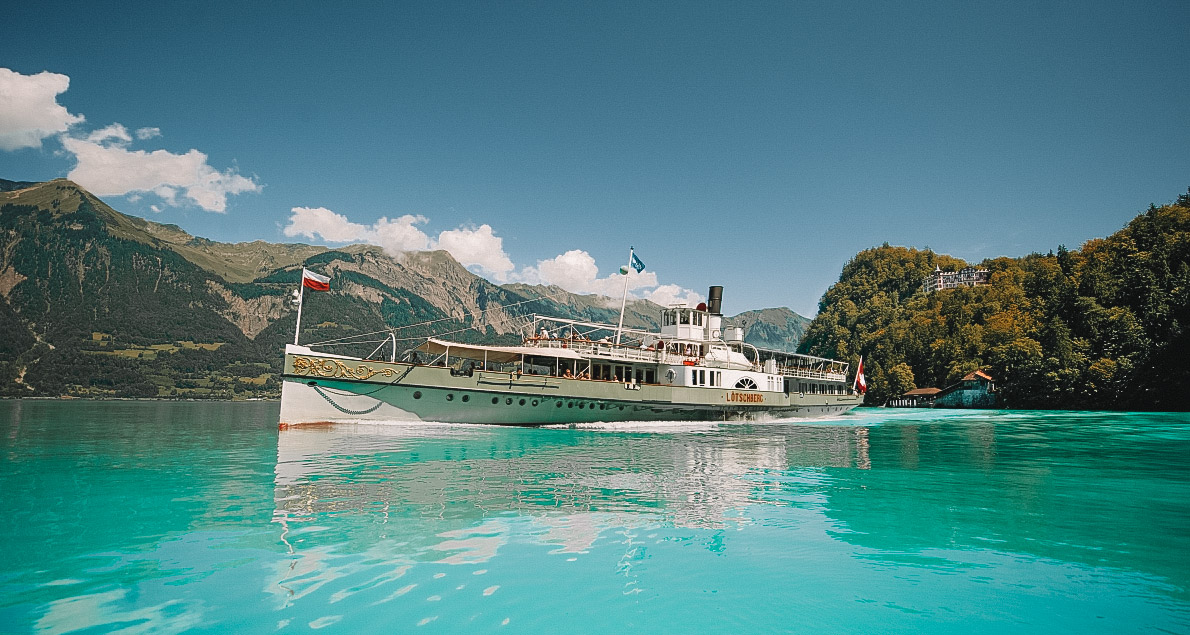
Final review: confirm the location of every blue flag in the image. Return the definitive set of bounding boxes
[631,252,645,273]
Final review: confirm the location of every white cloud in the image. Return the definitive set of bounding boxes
[517,249,701,304]
[0,68,85,151]
[283,207,371,243]
[372,215,432,253]
[282,209,513,281]
[526,249,601,291]
[647,284,703,307]
[283,207,433,253]
[150,205,161,213]
[0,68,256,212]
[434,224,515,282]
[85,123,131,144]
[62,135,260,213]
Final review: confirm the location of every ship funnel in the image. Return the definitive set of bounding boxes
[707,286,723,315]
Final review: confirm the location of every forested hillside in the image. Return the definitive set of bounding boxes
[800,189,1190,410]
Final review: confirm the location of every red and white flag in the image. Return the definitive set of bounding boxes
[301,268,330,292]
[854,356,867,394]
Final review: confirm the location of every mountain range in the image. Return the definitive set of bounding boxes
[0,179,810,398]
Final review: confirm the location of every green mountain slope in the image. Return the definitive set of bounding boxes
[0,181,267,397]
[732,307,812,353]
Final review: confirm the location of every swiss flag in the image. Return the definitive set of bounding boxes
[301,268,330,291]
[854,356,867,394]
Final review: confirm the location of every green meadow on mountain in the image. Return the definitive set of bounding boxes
[0,179,808,398]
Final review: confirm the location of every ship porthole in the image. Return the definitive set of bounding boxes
[519,398,526,406]
[413,391,422,399]
[506,397,513,405]
[461,395,469,402]
[306,381,317,387]
[492,397,499,405]
[568,402,574,408]
[531,399,538,406]
[599,404,605,410]
[446,393,454,401]
[619,405,625,411]
[556,401,563,407]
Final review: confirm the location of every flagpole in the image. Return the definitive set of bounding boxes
[293,273,305,345]
[614,247,633,346]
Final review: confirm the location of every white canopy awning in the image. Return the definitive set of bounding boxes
[415,337,584,363]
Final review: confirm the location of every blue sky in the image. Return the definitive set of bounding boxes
[1,1,1187,316]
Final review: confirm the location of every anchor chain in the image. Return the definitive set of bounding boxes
[312,384,384,415]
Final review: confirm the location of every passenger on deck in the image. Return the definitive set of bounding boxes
[563,369,573,378]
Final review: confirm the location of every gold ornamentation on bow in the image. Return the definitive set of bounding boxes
[291,356,397,381]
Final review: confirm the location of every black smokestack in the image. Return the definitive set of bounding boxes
[707,286,723,315]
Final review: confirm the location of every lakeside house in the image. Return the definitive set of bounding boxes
[935,370,996,408]
[921,266,990,293]
[887,370,997,409]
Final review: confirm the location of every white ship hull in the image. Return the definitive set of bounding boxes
[279,351,862,427]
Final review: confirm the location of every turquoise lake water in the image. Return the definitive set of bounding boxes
[1,402,1188,633]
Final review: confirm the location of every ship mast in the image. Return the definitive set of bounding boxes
[614,246,634,345]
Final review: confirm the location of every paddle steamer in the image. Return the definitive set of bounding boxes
[279,286,864,426]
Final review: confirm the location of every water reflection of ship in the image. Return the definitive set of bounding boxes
[272,423,874,539]
[268,423,877,606]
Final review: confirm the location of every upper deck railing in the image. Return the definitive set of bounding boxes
[523,337,848,382]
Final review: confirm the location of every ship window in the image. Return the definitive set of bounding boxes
[519,398,526,406]
[532,399,538,406]
[414,391,422,399]
[446,393,454,401]
[506,397,513,405]
[680,310,689,325]
[646,370,656,384]
[556,401,563,407]
[462,395,470,402]
[694,313,703,326]
[735,377,757,389]
[493,396,500,404]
